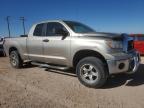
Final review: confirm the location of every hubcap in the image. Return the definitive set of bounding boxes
[10,54,17,66]
[80,64,99,83]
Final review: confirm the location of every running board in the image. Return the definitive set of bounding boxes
[31,62,69,70]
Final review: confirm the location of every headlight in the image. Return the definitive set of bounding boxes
[106,40,123,49]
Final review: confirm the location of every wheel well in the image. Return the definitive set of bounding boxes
[73,50,108,71]
[9,47,18,55]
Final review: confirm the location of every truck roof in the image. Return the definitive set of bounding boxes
[34,20,80,25]
[35,20,67,25]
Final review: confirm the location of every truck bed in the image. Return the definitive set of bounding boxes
[4,37,27,57]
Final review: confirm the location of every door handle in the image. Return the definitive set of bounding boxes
[43,39,49,42]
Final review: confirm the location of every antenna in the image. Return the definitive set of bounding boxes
[20,17,26,35]
[6,16,11,38]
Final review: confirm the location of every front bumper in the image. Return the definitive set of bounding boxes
[107,50,140,74]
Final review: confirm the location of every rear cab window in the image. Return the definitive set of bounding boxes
[134,36,144,41]
[33,23,45,36]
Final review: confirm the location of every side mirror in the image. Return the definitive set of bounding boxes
[55,29,68,37]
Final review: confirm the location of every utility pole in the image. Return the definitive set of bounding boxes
[6,16,11,38]
[20,17,26,35]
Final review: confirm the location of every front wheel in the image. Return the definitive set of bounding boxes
[10,51,23,68]
[76,57,108,88]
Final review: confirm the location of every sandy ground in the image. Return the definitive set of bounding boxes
[0,56,144,108]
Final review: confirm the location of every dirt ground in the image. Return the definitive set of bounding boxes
[0,56,144,108]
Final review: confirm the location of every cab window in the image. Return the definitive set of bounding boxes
[138,36,144,41]
[46,22,68,36]
[33,23,45,36]
[134,36,144,41]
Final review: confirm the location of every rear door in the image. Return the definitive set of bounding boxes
[27,23,46,62]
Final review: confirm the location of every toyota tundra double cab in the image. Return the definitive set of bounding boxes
[4,20,140,88]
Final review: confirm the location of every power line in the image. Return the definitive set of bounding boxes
[6,16,11,38]
[20,17,26,35]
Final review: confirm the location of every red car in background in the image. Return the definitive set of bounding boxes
[130,34,144,55]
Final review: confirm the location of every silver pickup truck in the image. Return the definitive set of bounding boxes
[4,20,140,88]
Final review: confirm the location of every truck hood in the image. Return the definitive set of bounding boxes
[77,32,125,40]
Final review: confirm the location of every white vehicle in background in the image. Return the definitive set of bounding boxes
[0,37,6,56]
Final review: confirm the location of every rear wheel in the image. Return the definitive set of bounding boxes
[76,57,108,88]
[10,51,23,68]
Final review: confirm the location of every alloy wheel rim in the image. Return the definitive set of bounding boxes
[80,64,99,83]
[10,54,17,66]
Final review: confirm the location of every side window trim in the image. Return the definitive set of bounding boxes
[42,23,47,36]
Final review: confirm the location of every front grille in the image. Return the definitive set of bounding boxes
[128,40,134,51]
[129,58,135,71]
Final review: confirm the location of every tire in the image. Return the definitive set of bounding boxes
[76,57,108,88]
[9,51,23,68]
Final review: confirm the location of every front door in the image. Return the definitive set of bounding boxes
[42,22,70,65]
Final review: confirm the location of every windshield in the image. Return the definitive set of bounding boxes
[64,21,96,33]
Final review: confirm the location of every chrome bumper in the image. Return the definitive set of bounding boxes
[107,51,140,74]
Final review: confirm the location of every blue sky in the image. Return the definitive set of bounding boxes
[0,0,144,37]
